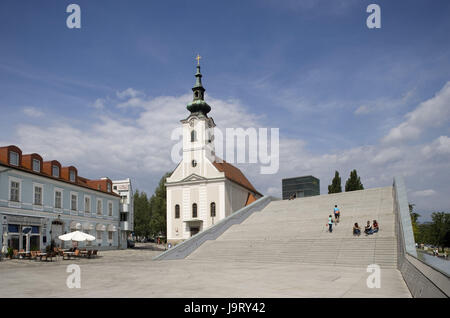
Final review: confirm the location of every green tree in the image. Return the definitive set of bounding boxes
[428,212,450,249]
[132,172,171,240]
[414,212,450,249]
[416,222,432,245]
[328,171,342,194]
[409,203,421,242]
[345,169,364,192]
[149,172,171,238]
[133,190,151,238]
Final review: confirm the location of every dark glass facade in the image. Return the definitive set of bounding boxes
[282,176,320,200]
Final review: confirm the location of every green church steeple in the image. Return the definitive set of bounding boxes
[187,54,211,116]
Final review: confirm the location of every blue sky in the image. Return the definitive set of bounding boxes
[1,0,450,222]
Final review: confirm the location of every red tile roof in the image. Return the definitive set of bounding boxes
[0,145,118,197]
[212,160,262,196]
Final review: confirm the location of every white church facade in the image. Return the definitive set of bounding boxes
[166,59,262,244]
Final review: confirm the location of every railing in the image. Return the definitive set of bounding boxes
[393,176,449,298]
[153,196,275,261]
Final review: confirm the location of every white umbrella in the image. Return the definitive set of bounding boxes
[58,230,95,242]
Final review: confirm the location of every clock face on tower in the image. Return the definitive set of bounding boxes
[189,119,195,127]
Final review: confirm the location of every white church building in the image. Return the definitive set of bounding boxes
[166,59,262,244]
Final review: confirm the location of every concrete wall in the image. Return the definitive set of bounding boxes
[154,196,275,261]
[393,176,449,298]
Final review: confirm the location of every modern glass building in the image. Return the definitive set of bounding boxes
[282,176,320,200]
[0,145,122,252]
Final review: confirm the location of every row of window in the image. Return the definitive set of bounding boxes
[97,230,114,241]
[174,202,216,219]
[9,179,114,216]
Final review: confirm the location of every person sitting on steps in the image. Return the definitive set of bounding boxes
[372,220,379,233]
[353,223,361,236]
[364,221,373,235]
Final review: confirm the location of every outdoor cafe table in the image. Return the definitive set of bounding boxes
[36,252,46,261]
[18,251,30,259]
[63,252,75,260]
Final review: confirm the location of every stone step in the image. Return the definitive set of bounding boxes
[188,186,398,269]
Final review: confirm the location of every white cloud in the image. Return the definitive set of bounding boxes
[422,136,450,157]
[23,107,44,118]
[266,187,280,196]
[371,147,404,165]
[116,88,144,100]
[354,89,415,116]
[7,85,450,220]
[92,98,106,109]
[354,105,370,115]
[382,82,450,144]
[11,93,260,189]
[410,189,436,197]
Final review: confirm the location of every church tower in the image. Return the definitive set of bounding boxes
[180,55,217,177]
[166,56,262,245]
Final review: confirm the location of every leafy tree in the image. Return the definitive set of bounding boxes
[416,222,432,245]
[133,190,151,238]
[428,212,450,249]
[409,203,421,242]
[414,212,450,249]
[132,172,171,240]
[149,172,171,238]
[328,171,342,194]
[345,169,364,192]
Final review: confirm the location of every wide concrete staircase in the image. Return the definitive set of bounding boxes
[187,187,398,268]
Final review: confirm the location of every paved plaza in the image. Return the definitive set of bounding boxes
[0,244,410,298]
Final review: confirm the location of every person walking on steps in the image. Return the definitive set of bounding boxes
[334,205,341,223]
[327,215,334,233]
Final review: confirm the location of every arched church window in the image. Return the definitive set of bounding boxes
[192,203,197,218]
[210,202,216,217]
[175,205,180,219]
[191,130,196,142]
[192,160,197,167]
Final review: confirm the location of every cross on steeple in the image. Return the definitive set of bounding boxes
[186,54,211,116]
[195,54,202,65]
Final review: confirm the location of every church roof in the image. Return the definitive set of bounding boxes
[212,160,262,196]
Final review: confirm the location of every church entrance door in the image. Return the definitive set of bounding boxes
[190,227,200,237]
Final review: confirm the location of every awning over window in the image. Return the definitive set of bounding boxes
[107,224,117,232]
[184,219,203,223]
[82,223,94,231]
[96,224,106,231]
[70,221,82,230]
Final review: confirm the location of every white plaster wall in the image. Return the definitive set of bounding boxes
[167,180,224,241]
[224,181,253,217]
